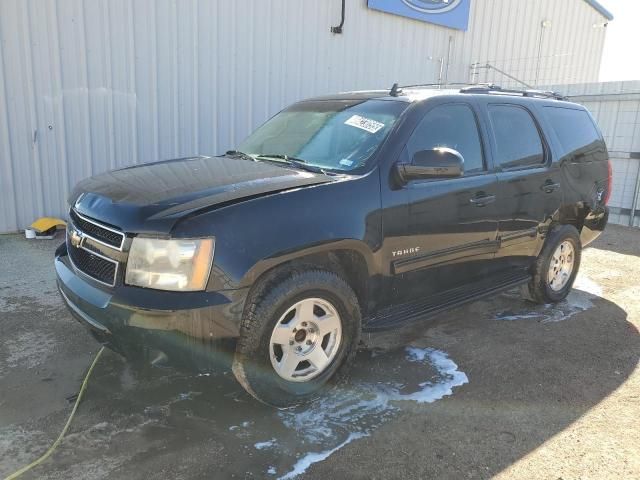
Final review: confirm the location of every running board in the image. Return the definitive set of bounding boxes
[364,271,531,331]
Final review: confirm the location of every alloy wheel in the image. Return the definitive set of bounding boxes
[269,297,342,382]
[548,240,575,291]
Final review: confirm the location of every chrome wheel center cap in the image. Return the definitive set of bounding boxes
[294,329,307,343]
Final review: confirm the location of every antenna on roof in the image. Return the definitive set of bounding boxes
[389,82,403,97]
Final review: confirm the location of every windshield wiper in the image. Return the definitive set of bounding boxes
[256,153,305,162]
[256,154,332,175]
[225,150,256,162]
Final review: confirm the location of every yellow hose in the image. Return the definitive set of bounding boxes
[3,347,105,480]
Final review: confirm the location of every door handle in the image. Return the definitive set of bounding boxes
[469,193,496,207]
[541,181,561,193]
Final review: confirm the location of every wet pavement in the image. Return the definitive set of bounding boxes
[1,228,639,479]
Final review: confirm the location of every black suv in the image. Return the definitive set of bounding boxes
[56,84,610,406]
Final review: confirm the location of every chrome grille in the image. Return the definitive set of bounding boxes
[67,209,123,287]
[69,209,124,250]
[67,242,118,286]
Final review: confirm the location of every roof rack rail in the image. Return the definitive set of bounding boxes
[460,84,567,101]
[400,82,478,89]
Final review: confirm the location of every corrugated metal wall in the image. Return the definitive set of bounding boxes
[551,81,640,227]
[0,0,609,232]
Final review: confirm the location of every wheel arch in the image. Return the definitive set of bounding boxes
[240,240,376,318]
[553,202,592,232]
[532,204,590,258]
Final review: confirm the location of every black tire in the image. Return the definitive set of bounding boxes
[523,224,582,304]
[232,269,361,408]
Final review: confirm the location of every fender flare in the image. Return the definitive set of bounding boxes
[237,239,378,290]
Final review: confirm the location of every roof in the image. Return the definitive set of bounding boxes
[583,0,614,21]
[305,88,461,104]
[307,84,580,106]
[306,90,394,102]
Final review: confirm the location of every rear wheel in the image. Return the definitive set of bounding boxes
[523,224,581,304]
[232,270,361,407]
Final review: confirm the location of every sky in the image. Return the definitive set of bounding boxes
[598,0,640,81]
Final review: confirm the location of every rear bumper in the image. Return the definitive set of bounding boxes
[55,243,247,371]
[581,207,609,247]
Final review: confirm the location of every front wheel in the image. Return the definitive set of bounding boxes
[232,270,361,407]
[523,224,582,304]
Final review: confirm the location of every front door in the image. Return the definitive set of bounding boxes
[390,102,501,304]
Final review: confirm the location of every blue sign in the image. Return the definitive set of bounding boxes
[368,0,471,31]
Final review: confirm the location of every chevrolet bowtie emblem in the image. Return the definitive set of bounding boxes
[70,229,84,248]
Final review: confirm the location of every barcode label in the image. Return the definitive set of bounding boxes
[344,115,385,134]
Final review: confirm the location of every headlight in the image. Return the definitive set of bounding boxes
[125,238,214,291]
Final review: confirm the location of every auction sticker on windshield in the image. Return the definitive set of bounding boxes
[344,115,385,134]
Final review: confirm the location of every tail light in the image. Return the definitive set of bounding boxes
[603,159,612,205]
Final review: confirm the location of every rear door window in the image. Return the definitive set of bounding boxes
[488,105,545,169]
[542,106,602,158]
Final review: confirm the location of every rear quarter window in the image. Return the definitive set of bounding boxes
[542,106,602,158]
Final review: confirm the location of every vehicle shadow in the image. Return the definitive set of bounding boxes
[32,283,639,479]
[356,283,639,479]
[588,223,640,256]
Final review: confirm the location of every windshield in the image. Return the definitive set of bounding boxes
[237,99,407,172]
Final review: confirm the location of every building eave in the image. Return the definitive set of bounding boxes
[583,0,614,21]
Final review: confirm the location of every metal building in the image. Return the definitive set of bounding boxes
[0,0,614,233]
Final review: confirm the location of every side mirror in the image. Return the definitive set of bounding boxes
[397,147,464,183]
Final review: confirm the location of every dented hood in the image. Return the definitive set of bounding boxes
[70,155,332,234]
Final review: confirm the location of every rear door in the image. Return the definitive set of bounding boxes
[481,101,563,269]
[391,101,501,303]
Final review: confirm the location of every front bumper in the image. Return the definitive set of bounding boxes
[55,243,247,371]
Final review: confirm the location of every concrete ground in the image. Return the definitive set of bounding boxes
[0,225,638,479]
